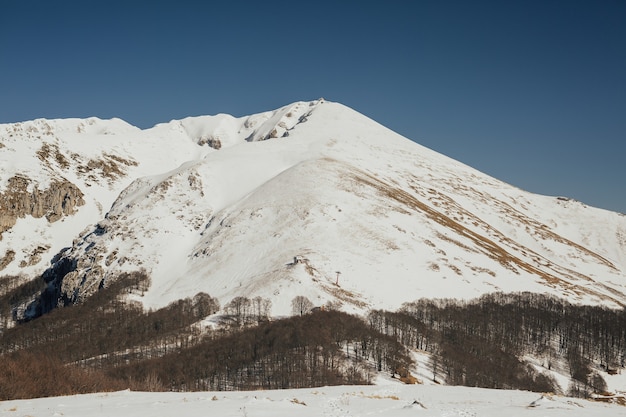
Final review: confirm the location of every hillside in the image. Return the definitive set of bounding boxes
[2,100,626,401]
[1,99,625,319]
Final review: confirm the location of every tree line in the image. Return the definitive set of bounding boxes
[109,309,411,391]
[2,270,625,401]
[369,292,625,397]
[0,272,411,399]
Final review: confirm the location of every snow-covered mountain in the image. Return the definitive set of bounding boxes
[1,99,625,317]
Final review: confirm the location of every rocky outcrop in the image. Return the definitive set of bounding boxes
[0,250,15,271]
[19,245,51,268]
[0,175,85,237]
[197,135,222,150]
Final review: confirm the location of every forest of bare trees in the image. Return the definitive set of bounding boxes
[0,272,411,399]
[369,292,625,397]
[1,271,625,401]
[223,295,272,326]
[109,309,411,391]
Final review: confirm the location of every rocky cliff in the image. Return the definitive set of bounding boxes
[0,176,84,237]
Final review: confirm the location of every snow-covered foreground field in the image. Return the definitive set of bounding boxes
[2,384,624,417]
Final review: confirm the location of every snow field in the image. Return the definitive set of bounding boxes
[2,384,624,417]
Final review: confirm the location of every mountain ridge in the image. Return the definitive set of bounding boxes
[0,100,625,320]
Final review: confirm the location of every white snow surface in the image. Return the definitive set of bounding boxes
[1,99,626,316]
[2,384,624,417]
[3,100,626,414]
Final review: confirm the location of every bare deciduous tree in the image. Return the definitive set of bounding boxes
[225,296,251,325]
[291,296,314,316]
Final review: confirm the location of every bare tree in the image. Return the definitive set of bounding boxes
[192,292,220,318]
[251,296,272,323]
[225,296,251,325]
[291,296,314,316]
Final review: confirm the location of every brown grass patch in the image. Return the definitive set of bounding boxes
[340,164,625,306]
[320,283,368,309]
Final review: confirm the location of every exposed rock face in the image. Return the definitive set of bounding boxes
[0,176,85,237]
[0,250,15,271]
[197,136,222,149]
[19,245,51,268]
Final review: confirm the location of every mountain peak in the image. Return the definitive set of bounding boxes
[1,100,625,320]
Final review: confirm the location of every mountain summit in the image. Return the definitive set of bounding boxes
[1,100,625,317]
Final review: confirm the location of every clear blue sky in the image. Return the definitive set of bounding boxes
[1,1,625,213]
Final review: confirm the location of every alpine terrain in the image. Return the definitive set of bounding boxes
[1,99,625,317]
[1,100,626,403]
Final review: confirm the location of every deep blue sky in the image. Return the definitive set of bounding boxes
[2,1,625,213]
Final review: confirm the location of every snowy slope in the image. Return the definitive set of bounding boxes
[1,100,626,317]
[2,384,624,417]
[0,102,313,281]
